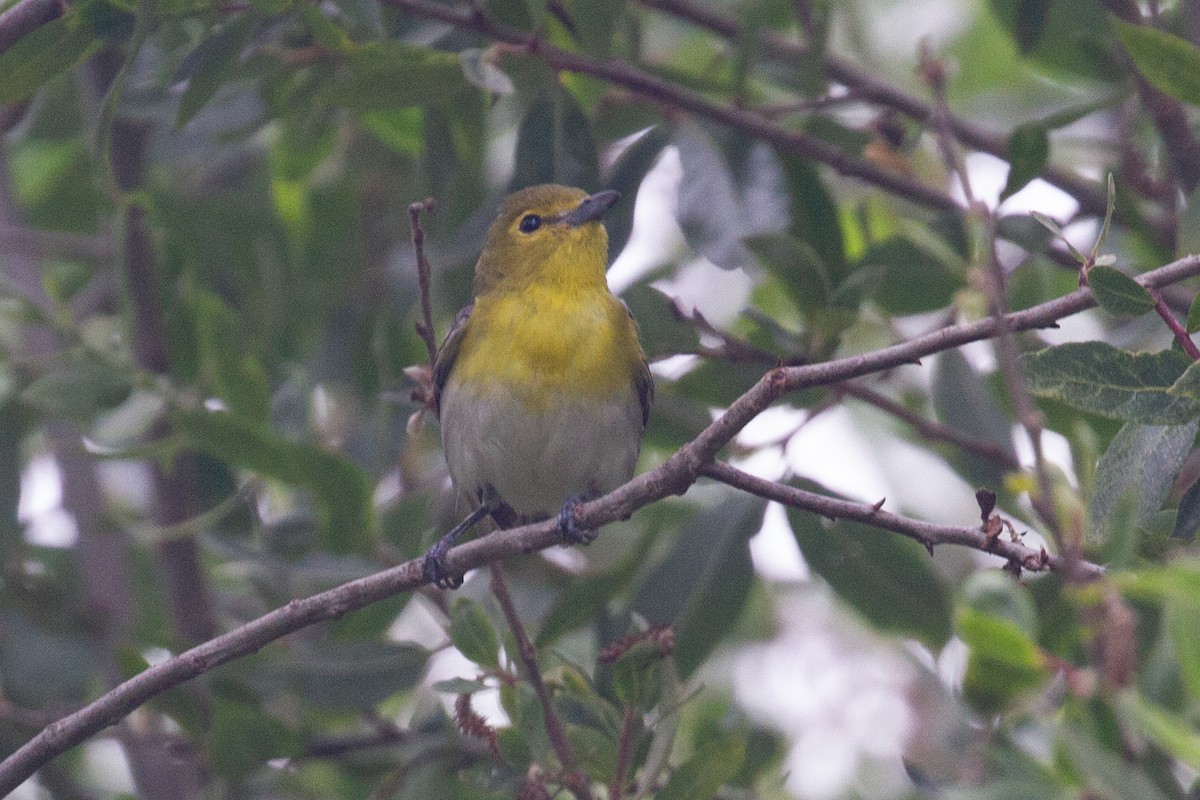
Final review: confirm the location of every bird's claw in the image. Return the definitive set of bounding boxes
[557,495,597,546]
[422,541,464,590]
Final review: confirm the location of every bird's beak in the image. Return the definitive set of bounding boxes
[562,189,621,227]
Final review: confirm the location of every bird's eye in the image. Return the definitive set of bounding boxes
[518,214,542,234]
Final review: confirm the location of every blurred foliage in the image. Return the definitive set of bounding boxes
[3,0,1200,798]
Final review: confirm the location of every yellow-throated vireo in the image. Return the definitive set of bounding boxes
[424,184,652,588]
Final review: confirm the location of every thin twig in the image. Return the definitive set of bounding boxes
[920,43,1064,550]
[1105,0,1200,192]
[837,382,1022,472]
[1148,287,1200,360]
[409,198,439,369]
[489,566,594,800]
[701,461,1086,576]
[631,0,1144,242]
[385,0,959,214]
[4,253,1197,795]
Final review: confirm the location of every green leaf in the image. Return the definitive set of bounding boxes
[327,42,469,111]
[1023,342,1200,424]
[630,496,765,677]
[1000,123,1049,201]
[957,607,1050,714]
[863,236,962,314]
[611,640,666,709]
[1059,722,1172,800]
[0,611,97,707]
[777,152,848,285]
[175,15,255,129]
[0,401,21,559]
[189,288,270,422]
[22,360,131,422]
[789,499,953,646]
[657,733,746,800]
[511,87,598,192]
[744,232,831,313]
[1117,690,1200,772]
[567,0,624,57]
[449,599,499,668]
[298,4,351,51]
[568,725,619,782]
[173,409,372,553]
[0,0,104,105]
[1089,421,1197,548]
[211,698,298,779]
[1087,266,1155,317]
[431,677,489,694]
[283,641,428,712]
[959,571,1038,639]
[1165,593,1200,701]
[1111,17,1200,107]
[1188,291,1200,335]
[989,0,1050,53]
[932,349,1017,489]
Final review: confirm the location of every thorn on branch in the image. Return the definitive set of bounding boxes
[975,489,996,522]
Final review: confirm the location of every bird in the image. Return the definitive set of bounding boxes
[423,184,652,588]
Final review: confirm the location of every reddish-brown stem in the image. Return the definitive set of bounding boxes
[409,199,439,369]
[1149,287,1200,360]
[489,566,594,800]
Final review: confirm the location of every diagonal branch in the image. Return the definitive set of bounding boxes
[3,252,1198,795]
[385,0,959,214]
[633,0,1136,236]
[699,461,1092,576]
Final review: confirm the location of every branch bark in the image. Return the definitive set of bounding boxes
[0,0,61,55]
[700,461,1094,577]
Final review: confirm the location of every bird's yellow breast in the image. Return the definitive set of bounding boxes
[450,283,641,412]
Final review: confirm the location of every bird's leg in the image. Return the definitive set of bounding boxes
[423,503,493,589]
[557,494,598,546]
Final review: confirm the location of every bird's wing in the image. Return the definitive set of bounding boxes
[625,301,654,428]
[433,302,474,416]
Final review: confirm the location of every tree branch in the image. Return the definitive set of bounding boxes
[836,382,1022,472]
[0,0,62,55]
[632,0,1127,232]
[699,461,1098,577]
[490,566,594,800]
[3,252,1196,795]
[385,0,960,214]
[409,198,439,369]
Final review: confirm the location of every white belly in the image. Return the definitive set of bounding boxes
[440,376,643,518]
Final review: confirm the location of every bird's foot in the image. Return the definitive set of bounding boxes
[422,503,492,589]
[557,495,598,546]
[422,534,464,589]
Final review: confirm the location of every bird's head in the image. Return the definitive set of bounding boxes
[473,184,621,296]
